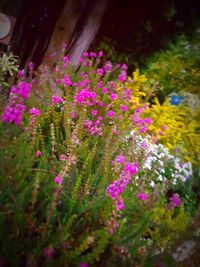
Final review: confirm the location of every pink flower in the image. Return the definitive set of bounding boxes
[35,150,42,158]
[117,71,127,83]
[90,52,97,57]
[170,194,181,207]
[115,155,125,163]
[63,56,68,64]
[69,112,76,119]
[120,105,128,112]
[52,95,63,104]
[82,51,89,58]
[63,74,72,86]
[136,192,147,201]
[91,110,97,116]
[104,61,112,72]
[121,64,128,70]
[143,118,152,125]
[98,102,104,107]
[97,81,103,88]
[135,107,142,113]
[79,263,88,267]
[102,87,108,94]
[29,107,40,117]
[106,110,114,117]
[115,198,124,211]
[59,154,66,161]
[110,92,117,101]
[17,69,24,78]
[98,51,103,57]
[54,175,62,185]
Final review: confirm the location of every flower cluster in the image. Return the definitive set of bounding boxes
[1,79,32,125]
[130,133,193,187]
[106,156,138,211]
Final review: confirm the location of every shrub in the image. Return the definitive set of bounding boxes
[0,52,196,266]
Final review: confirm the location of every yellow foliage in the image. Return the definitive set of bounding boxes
[148,206,189,247]
[126,70,200,165]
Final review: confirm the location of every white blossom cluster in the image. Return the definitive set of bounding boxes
[130,132,193,186]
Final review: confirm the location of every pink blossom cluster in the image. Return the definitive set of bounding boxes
[29,107,40,126]
[75,88,96,105]
[106,157,138,211]
[1,102,26,125]
[63,74,72,86]
[136,192,147,201]
[29,107,40,117]
[118,70,127,83]
[130,107,152,133]
[2,79,32,125]
[84,118,103,136]
[169,194,181,207]
[10,81,31,99]
[52,95,63,104]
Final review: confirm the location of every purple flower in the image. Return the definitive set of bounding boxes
[54,175,62,185]
[52,95,63,104]
[106,110,114,117]
[110,92,117,101]
[35,150,42,158]
[170,194,181,207]
[91,110,97,116]
[104,61,112,72]
[98,51,103,57]
[63,74,72,86]
[115,155,125,163]
[120,105,128,112]
[59,154,67,161]
[115,198,124,211]
[82,52,89,58]
[29,107,40,117]
[79,263,88,267]
[136,192,147,201]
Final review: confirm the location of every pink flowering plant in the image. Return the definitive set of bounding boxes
[0,52,197,266]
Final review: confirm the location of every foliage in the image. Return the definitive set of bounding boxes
[0,51,19,92]
[144,30,200,102]
[0,52,198,266]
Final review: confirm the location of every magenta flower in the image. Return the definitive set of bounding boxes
[82,51,89,58]
[143,117,152,125]
[69,112,76,119]
[54,175,62,185]
[29,107,40,117]
[136,192,147,201]
[98,51,103,57]
[121,64,128,70]
[1,102,26,125]
[110,92,117,101]
[79,263,88,267]
[117,75,125,83]
[35,150,42,158]
[106,110,114,117]
[17,69,24,78]
[63,74,72,86]
[104,61,112,72]
[52,95,63,104]
[91,110,97,116]
[115,155,125,163]
[120,105,128,112]
[59,154,67,161]
[102,87,108,94]
[170,194,181,207]
[115,198,124,211]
